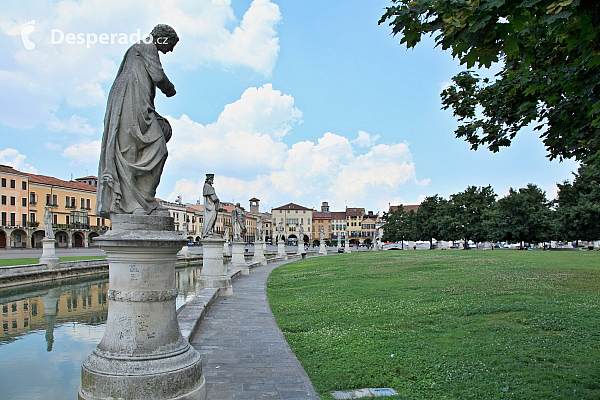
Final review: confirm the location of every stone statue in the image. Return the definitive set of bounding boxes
[276,221,284,243]
[224,228,230,244]
[256,217,263,241]
[202,174,220,237]
[320,227,324,241]
[43,206,54,239]
[299,225,304,245]
[96,24,179,218]
[231,203,244,241]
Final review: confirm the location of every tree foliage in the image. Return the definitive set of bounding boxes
[380,0,600,166]
[486,184,553,245]
[555,164,600,241]
[449,185,496,246]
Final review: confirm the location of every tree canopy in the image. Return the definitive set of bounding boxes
[379,0,600,166]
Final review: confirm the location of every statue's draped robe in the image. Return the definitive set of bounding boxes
[96,41,174,217]
[202,183,219,237]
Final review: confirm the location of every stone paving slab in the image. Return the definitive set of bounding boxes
[190,259,321,399]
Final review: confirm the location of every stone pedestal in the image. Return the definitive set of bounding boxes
[252,240,268,265]
[39,238,60,269]
[223,241,231,257]
[230,241,248,275]
[277,242,287,260]
[178,245,191,258]
[197,237,232,296]
[344,240,351,253]
[296,241,303,256]
[319,242,327,255]
[79,214,206,400]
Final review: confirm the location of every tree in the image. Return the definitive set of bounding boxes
[449,185,496,247]
[382,206,417,249]
[487,184,553,247]
[555,164,600,244]
[380,1,600,166]
[414,195,446,248]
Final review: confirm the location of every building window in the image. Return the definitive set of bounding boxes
[10,179,16,189]
[30,192,36,205]
[11,214,17,227]
[71,197,76,208]
[66,196,70,208]
[81,198,85,209]
[1,178,5,187]
[86,198,90,210]
[22,198,26,207]
[1,212,6,225]
[30,213,35,223]
[10,197,15,206]
[66,215,70,225]
[22,214,27,225]
[97,217,100,226]
[1,195,5,205]
[53,214,58,224]
[53,194,57,206]
[22,181,27,190]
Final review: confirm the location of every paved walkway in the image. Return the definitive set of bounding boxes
[190,259,321,400]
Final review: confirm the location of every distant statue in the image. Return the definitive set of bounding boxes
[43,206,54,239]
[256,217,263,241]
[224,228,230,244]
[231,203,244,241]
[96,24,179,218]
[202,174,220,237]
[276,221,284,243]
[299,225,304,245]
[320,227,325,241]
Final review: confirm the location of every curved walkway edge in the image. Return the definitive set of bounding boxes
[188,259,322,400]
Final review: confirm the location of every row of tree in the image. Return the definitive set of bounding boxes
[382,165,600,248]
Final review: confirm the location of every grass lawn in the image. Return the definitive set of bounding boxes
[267,250,600,399]
[0,256,106,267]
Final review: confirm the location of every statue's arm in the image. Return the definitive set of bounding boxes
[140,44,176,97]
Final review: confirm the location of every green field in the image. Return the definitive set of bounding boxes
[267,250,600,399]
[0,256,106,267]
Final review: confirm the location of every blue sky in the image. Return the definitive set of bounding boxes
[0,0,579,214]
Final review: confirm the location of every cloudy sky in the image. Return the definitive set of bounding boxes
[0,0,579,214]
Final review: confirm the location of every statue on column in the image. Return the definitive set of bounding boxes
[320,227,325,242]
[231,203,244,241]
[256,217,263,241]
[202,174,220,237]
[299,225,304,247]
[276,221,284,244]
[44,206,54,239]
[96,24,178,218]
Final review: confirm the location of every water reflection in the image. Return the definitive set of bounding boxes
[0,263,206,399]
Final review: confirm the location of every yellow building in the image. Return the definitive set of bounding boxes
[0,165,108,249]
[272,203,313,245]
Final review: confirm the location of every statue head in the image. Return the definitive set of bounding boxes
[205,173,214,183]
[151,24,179,53]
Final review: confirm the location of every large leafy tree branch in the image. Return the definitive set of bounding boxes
[380,0,600,165]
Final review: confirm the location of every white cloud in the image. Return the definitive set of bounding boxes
[0,148,37,173]
[352,130,380,148]
[164,85,428,212]
[166,84,301,178]
[46,114,94,135]
[61,140,101,165]
[0,0,281,129]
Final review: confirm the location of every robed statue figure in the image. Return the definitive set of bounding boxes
[96,24,179,218]
[202,174,220,237]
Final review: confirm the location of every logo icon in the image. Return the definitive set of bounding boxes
[20,20,36,50]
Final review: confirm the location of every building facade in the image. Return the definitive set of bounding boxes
[271,203,313,245]
[1,165,108,249]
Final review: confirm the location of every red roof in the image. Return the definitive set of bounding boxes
[346,207,365,217]
[313,212,332,220]
[331,211,346,220]
[0,165,96,192]
[273,202,312,211]
[388,204,420,213]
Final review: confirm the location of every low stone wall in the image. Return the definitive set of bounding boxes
[0,259,109,289]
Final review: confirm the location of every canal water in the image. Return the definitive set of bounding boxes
[0,264,204,400]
